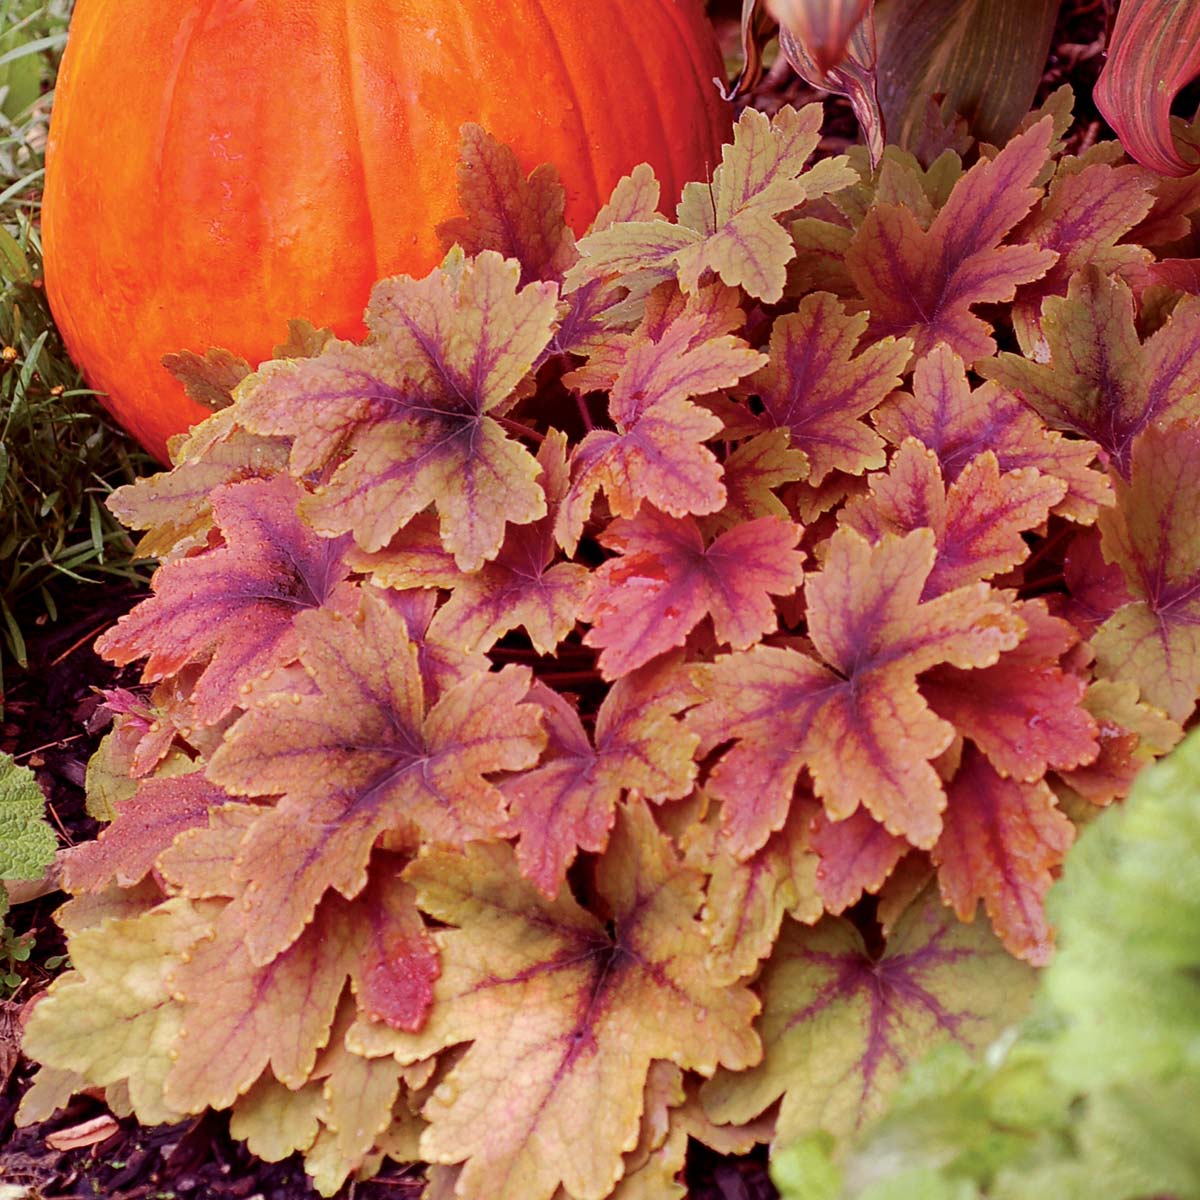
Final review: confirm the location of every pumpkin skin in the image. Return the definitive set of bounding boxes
[43,1,731,461]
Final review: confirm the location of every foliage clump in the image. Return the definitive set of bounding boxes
[19,94,1200,1197]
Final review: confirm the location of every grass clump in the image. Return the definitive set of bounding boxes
[0,0,152,700]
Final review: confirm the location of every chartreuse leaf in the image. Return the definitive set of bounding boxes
[291,996,408,1196]
[238,250,558,570]
[1044,726,1200,1090]
[980,267,1200,480]
[21,898,212,1125]
[207,587,545,965]
[1059,678,1184,808]
[349,801,760,1200]
[229,1071,323,1166]
[701,887,1034,1145]
[1092,423,1200,723]
[97,474,353,726]
[0,753,56,881]
[845,119,1056,362]
[571,105,855,305]
[687,527,1021,856]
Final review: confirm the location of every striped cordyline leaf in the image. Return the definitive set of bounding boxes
[875,0,1059,151]
[733,0,884,165]
[768,0,873,75]
[1095,0,1200,176]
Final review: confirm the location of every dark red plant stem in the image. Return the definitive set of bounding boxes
[533,669,603,686]
[499,416,545,444]
[1021,522,1076,576]
[575,392,595,432]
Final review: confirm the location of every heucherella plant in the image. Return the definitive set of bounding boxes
[19,93,1200,1198]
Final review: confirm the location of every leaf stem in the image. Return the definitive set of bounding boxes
[534,669,602,686]
[575,392,594,432]
[499,416,545,444]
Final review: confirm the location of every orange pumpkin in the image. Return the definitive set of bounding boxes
[43,1,731,461]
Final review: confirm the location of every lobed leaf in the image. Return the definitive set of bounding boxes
[748,292,911,485]
[96,475,353,726]
[1092,423,1200,722]
[809,806,908,915]
[934,746,1075,964]
[981,267,1200,479]
[841,440,1066,597]
[688,527,1021,854]
[208,589,544,964]
[165,898,358,1112]
[63,773,229,894]
[921,599,1098,784]
[107,422,290,561]
[571,106,856,305]
[874,345,1111,524]
[502,667,700,898]
[583,507,805,679]
[22,899,211,1125]
[1010,160,1155,355]
[162,347,251,412]
[556,286,765,552]
[351,801,760,1200]
[437,124,577,285]
[685,795,823,984]
[700,887,1034,1143]
[846,118,1057,362]
[239,251,558,569]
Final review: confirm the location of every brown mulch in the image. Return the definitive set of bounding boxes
[0,2,1125,1195]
